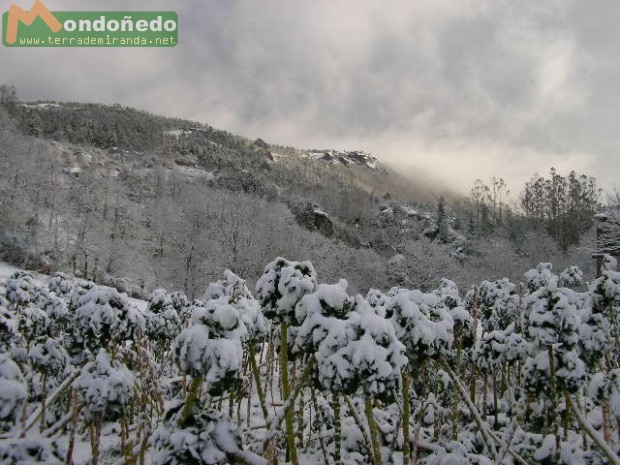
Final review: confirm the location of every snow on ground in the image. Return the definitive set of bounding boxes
[0,262,20,279]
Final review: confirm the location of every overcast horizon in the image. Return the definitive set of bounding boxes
[1,0,619,197]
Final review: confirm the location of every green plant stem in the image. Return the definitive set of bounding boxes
[548,346,559,458]
[402,371,411,465]
[565,389,620,465]
[280,321,299,465]
[365,398,383,465]
[178,377,202,427]
[311,387,331,465]
[262,358,315,454]
[332,394,342,465]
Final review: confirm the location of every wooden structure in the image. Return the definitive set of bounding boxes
[594,208,620,276]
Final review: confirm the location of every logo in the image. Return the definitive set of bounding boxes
[5,0,61,44]
[3,1,178,47]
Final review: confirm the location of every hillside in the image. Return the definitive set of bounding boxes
[0,99,596,299]
[13,101,447,204]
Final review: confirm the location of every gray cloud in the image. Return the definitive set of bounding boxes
[1,0,618,195]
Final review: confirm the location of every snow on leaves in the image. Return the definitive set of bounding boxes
[0,258,618,465]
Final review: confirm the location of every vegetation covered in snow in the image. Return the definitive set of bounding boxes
[1,255,620,465]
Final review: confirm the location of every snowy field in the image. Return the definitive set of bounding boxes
[1,258,620,465]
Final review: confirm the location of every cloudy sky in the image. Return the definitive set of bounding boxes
[1,0,619,196]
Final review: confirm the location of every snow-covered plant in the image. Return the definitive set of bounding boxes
[255,257,317,325]
[474,330,509,375]
[191,299,248,341]
[593,268,620,308]
[385,289,454,360]
[0,305,18,353]
[70,285,145,355]
[152,404,263,465]
[316,296,407,465]
[47,272,76,299]
[33,288,69,338]
[525,281,584,393]
[75,349,135,465]
[448,305,475,351]
[205,271,268,342]
[433,278,462,310]
[4,271,38,308]
[433,279,474,348]
[0,438,65,465]
[145,289,182,362]
[526,285,560,349]
[524,263,557,293]
[0,353,27,432]
[28,337,69,379]
[590,369,620,418]
[523,268,586,442]
[67,278,96,312]
[169,290,191,324]
[294,279,354,355]
[203,269,254,303]
[2,269,50,349]
[502,325,529,364]
[200,271,271,431]
[578,290,609,368]
[366,288,388,311]
[384,283,458,465]
[473,323,528,417]
[477,278,520,332]
[174,322,242,395]
[14,302,50,348]
[590,269,620,363]
[559,266,583,288]
[255,258,317,465]
[28,337,70,429]
[290,279,356,464]
[75,349,135,423]
[148,288,174,314]
[317,296,407,400]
